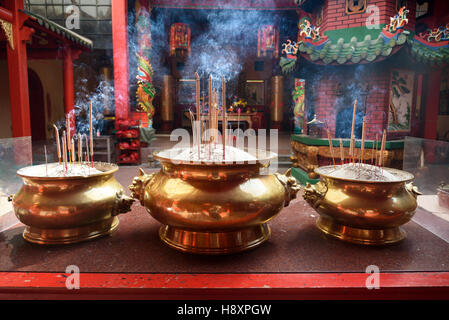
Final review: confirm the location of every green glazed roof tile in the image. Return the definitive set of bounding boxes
[408,37,449,65]
[20,9,93,49]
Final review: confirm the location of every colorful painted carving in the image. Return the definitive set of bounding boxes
[384,6,409,34]
[135,0,155,127]
[292,79,305,134]
[136,54,156,123]
[169,23,191,56]
[427,24,449,43]
[257,25,280,58]
[298,18,321,42]
[281,40,299,59]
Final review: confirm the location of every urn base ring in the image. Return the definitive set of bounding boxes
[22,216,119,245]
[159,224,271,255]
[316,217,406,245]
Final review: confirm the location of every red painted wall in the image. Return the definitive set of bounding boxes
[312,67,390,140]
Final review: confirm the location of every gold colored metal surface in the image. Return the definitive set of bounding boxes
[130,155,300,254]
[303,165,419,245]
[161,74,174,121]
[10,162,134,244]
[271,75,284,122]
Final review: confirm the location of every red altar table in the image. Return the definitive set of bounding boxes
[0,167,448,299]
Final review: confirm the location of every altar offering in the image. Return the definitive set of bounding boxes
[129,75,300,254]
[303,100,420,245]
[10,162,134,244]
[8,106,134,244]
[303,164,420,245]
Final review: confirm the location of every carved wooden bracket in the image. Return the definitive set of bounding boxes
[0,18,14,50]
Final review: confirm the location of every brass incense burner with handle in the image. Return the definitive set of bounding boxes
[129,149,300,254]
[9,162,134,244]
[303,165,421,245]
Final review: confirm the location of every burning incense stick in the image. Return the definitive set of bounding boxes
[71,137,75,167]
[339,138,344,165]
[53,124,61,164]
[379,129,386,168]
[201,95,205,143]
[62,131,67,171]
[326,128,336,169]
[360,117,366,165]
[66,114,71,163]
[89,101,94,167]
[350,99,357,163]
[374,133,378,166]
[208,75,212,143]
[189,110,196,152]
[237,108,241,147]
[84,134,90,168]
[44,145,48,176]
[78,133,82,164]
[349,137,355,164]
[222,76,226,160]
[195,72,200,155]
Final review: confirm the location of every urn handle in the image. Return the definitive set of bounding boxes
[112,190,135,216]
[406,182,422,199]
[129,168,157,205]
[274,168,301,207]
[303,180,328,209]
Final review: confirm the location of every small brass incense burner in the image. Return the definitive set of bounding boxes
[303,165,421,245]
[9,162,134,244]
[129,150,300,254]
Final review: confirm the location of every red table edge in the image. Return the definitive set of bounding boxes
[0,271,448,299]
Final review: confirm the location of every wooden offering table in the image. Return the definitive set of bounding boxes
[0,166,448,299]
[290,134,405,185]
[185,112,259,130]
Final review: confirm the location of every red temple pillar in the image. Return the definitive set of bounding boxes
[112,0,130,127]
[6,0,32,138]
[423,70,441,140]
[63,46,81,137]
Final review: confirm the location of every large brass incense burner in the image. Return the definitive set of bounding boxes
[303,165,421,245]
[129,149,300,254]
[9,162,134,244]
